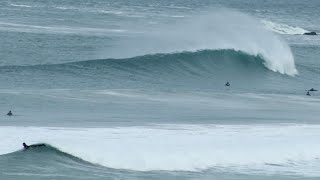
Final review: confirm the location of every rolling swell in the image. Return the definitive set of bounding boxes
[0,144,203,179]
[0,49,277,89]
[0,144,111,179]
[0,144,92,166]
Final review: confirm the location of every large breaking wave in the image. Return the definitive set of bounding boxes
[0,49,288,89]
[0,9,297,76]
[0,48,303,91]
[103,9,298,76]
[67,49,268,75]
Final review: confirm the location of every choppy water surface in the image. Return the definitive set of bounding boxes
[0,0,319,179]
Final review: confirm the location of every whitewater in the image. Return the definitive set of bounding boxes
[0,0,320,179]
[2,125,320,174]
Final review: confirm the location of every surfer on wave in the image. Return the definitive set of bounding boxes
[23,142,46,149]
[7,110,12,116]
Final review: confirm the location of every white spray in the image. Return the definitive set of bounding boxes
[107,9,298,76]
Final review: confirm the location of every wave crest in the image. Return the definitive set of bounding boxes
[103,9,298,75]
[0,49,291,89]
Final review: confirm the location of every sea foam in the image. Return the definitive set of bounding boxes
[1,124,320,176]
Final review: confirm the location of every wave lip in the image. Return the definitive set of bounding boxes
[108,10,298,76]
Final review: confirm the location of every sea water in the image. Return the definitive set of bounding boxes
[0,0,320,179]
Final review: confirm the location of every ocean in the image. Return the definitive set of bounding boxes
[0,0,320,179]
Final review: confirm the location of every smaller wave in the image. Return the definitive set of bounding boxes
[0,143,110,179]
[55,6,78,10]
[262,20,309,35]
[97,10,124,15]
[0,22,126,35]
[10,4,33,8]
[162,5,192,10]
[1,143,97,167]
[158,15,185,18]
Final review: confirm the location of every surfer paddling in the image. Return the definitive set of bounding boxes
[23,142,46,150]
[306,88,317,96]
[7,110,12,116]
[23,142,29,149]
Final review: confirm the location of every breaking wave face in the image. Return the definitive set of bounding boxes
[105,9,297,76]
[262,20,309,35]
[0,49,294,90]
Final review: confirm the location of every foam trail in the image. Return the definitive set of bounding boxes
[262,20,309,35]
[0,22,126,35]
[10,4,33,8]
[106,9,298,76]
[1,124,320,176]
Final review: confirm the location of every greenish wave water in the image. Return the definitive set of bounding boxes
[0,0,319,179]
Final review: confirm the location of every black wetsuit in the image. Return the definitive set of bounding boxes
[7,111,12,116]
[23,143,46,149]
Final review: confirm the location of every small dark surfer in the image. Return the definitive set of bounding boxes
[23,142,29,149]
[23,142,46,149]
[225,82,230,87]
[309,88,318,92]
[306,91,311,96]
[7,110,12,116]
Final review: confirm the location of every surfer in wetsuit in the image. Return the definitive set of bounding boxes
[23,142,46,149]
[225,82,230,87]
[306,91,311,96]
[7,110,12,116]
[23,142,29,149]
[309,88,318,91]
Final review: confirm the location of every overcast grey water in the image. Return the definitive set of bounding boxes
[0,0,320,179]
